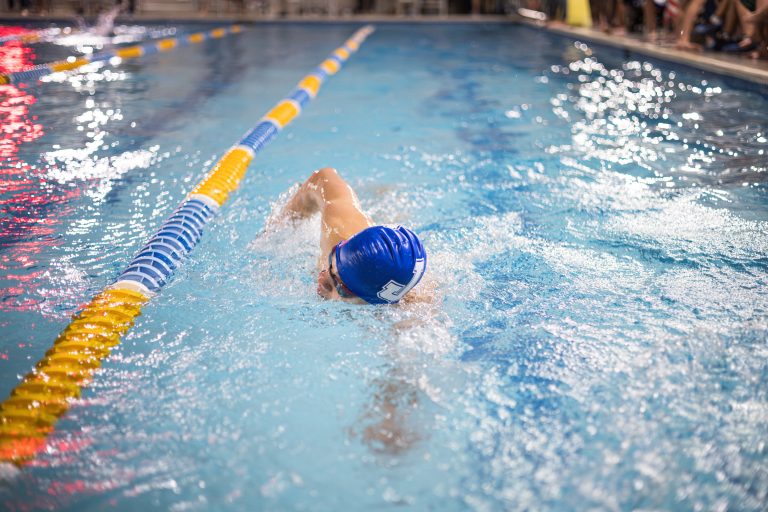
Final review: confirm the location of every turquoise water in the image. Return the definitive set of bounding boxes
[1,22,767,511]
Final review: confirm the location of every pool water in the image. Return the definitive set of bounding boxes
[1,22,767,511]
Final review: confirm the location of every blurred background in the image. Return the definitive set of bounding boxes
[0,0,514,18]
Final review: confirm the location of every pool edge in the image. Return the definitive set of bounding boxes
[524,20,768,87]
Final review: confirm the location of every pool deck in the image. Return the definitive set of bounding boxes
[0,12,767,86]
[536,21,768,86]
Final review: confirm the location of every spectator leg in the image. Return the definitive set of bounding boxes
[722,0,741,34]
[611,0,627,33]
[643,0,658,39]
[675,0,707,49]
[735,0,756,39]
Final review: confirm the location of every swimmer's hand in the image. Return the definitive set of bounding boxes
[258,182,303,236]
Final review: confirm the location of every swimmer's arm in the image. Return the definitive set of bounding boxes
[282,167,372,254]
[282,167,361,218]
[282,169,327,219]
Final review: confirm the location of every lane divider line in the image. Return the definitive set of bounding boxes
[0,26,180,46]
[0,28,58,44]
[0,24,243,86]
[0,25,375,465]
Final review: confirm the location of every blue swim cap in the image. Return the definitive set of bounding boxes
[335,225,427,304]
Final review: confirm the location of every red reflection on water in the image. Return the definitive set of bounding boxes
[0,25,35,36]
[0,39,44,156]
[0,29,92,478]
[0,30,72,316]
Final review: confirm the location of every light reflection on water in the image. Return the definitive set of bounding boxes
[551,53,766,189]
[0,91,159,320]
[0,23,766,512]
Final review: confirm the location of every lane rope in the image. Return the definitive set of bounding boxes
[0,25,375,465]
[0,24,243,86]
[0,26,179,45]
[0,27,183,44]
[0,28,50,44]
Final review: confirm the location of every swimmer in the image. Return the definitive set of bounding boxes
[92,4,123,37]
[280,167,427,304]
[73,3,123,38]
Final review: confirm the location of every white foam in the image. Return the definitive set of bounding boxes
[246,185,322,300]
[608,192,768,262]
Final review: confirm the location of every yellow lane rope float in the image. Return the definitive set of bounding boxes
[0,25,375,465]
[0,24,243,86]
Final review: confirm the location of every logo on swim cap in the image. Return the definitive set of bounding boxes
[335,225,427,304]
[376,257,426,303]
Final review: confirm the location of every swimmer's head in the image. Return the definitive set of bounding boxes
[333,225,427,304]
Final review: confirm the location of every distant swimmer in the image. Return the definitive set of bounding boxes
[74,3,123,37]
[280,168,427,304]
[93,4,123,37]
